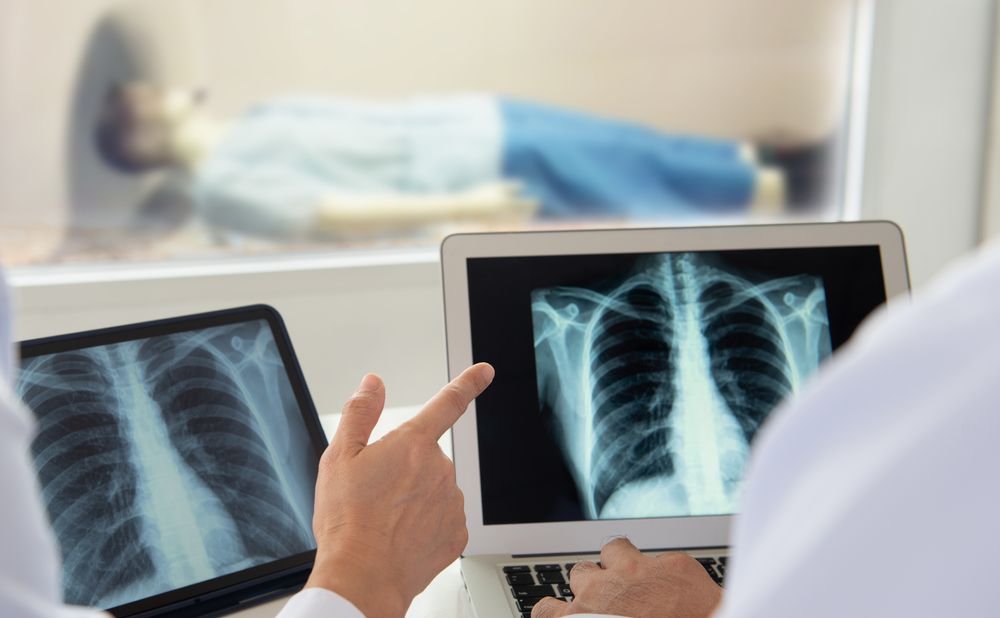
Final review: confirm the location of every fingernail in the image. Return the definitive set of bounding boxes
[357,374,379,393]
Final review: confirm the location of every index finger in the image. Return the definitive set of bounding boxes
[405,363,495,440]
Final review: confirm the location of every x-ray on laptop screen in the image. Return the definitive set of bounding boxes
[467,246,887,525]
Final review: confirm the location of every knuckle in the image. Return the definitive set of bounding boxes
[531,596,560,617]
[441,383,470,413]
[567,564,584,582]
[658,552,693,569]
[423,445,447,471]
[602,536,638,559]
[318,444,335,464]
[452,527,469,554]
[426,446,452,473]
[317,444,341,469]
[442,459,458,484]
[573,577,593,595]
[618,558,641,577]
[452,491,467,516]
[446,488,462,508]
[341,389,379,414]
[569,569,594,592]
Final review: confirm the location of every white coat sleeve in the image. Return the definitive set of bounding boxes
[715,242,1000,617]
[275,588,364,618]
[0,267,107,617]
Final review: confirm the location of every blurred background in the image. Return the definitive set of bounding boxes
[0,0,856,266]
[2,0,998,410]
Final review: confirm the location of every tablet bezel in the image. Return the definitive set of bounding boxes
[18,304,327,617]
[441,222,909,556]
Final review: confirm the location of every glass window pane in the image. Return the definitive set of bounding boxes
[0,0,860,268]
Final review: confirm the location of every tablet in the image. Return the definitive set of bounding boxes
[16,305,326,617]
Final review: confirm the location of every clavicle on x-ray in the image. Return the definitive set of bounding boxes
[18,321,315,608]
[531,252,831,520]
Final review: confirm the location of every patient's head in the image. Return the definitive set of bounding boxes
[95,82,206,173]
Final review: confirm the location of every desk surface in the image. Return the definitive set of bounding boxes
[232,406,469,618]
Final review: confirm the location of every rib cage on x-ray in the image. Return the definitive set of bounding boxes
[532,253,831,519]
[18,322,314,608]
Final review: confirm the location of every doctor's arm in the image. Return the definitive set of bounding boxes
[277,363,495,618]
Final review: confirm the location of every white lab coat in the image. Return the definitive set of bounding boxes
[2,242,1000,618]
[715,240,1000,617]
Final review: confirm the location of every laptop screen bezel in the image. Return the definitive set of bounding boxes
[441,222,909,556]
[17,304,328,617]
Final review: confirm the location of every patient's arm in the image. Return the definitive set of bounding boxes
[312,182,537,235]
[737,142,787,215]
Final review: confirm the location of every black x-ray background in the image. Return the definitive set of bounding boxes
[466,245,886,525]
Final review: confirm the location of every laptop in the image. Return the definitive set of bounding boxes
[15,305,327,618]
[440,222,909,618]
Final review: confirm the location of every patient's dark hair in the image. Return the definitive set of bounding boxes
[94,83,169,174]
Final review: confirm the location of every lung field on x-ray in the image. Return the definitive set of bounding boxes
[17,321,315,608]
[531,252,831,519]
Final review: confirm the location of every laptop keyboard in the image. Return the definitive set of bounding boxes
[696,556,727,585]
[502,556,726,617]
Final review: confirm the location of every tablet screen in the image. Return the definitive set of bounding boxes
[17,308,323,614]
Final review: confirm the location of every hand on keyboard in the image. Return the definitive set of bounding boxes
[529,538,722,618]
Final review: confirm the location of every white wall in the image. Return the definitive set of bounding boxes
[188,0,852,139]
[10,253,446,413]
[860,0,996,285]
[980,3,1000,241]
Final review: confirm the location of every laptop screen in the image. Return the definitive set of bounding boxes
[466,246,887,525]
[16,307,325,615]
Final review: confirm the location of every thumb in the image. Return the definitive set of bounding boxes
[332,373,385,456]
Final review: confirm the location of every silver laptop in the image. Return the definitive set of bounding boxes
[440,222,909,618]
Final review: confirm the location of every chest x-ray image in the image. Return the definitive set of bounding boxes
[17,321,316,609]
[531,252,832,520]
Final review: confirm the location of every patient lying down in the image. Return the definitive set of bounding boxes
[96,83,786,239]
